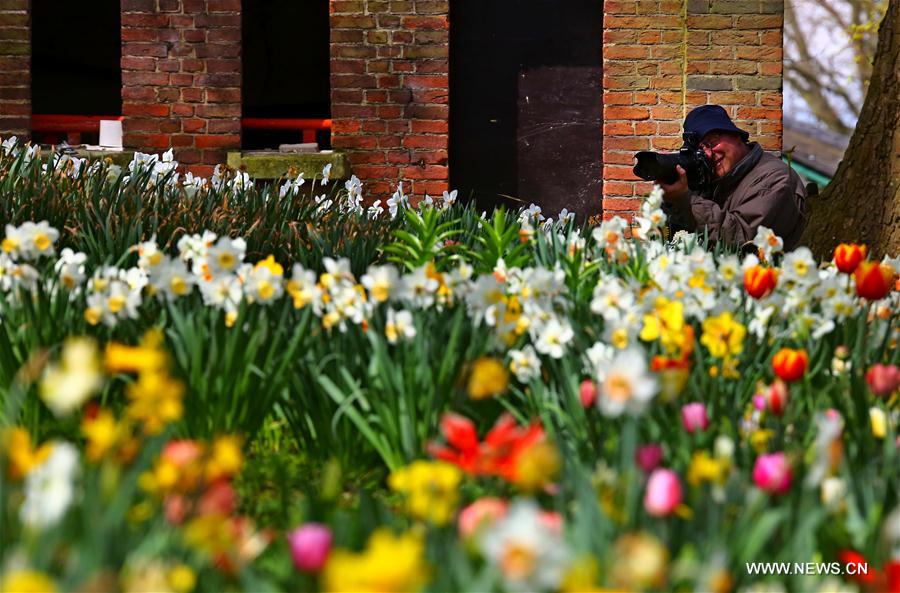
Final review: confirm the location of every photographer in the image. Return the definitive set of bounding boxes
[655,105,807,251]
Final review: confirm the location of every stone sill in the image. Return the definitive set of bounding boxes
[226,150,351,180]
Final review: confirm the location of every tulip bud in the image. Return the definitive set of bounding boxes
[681,402,709,433]
[758,379,789,416]
[287,523,332,573]
[635,444,663,474]
[854,261,895,301]
[866,363,900,397]
[833,243,866,274]
[772,348,808,383]
[579,379,597,408]
[752,452,792,495]
[743,265,778,299]
[458,497,507,540]
[644,468,682,517]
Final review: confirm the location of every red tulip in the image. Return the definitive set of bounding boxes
[758,379,789,416]
[833,243,867,274]
[837,550,876,586]
[866,363,900,397]
[854,261,895,301]
[579,379,597,408]
[744,265,778,299]
[772,348,808,383]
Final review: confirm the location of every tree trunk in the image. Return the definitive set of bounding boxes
[801,1,900,260]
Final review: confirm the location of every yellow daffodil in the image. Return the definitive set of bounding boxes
[467,357,509,400]
[1,570,56,593]
[700,311,746,359]
[2,427,53,480]
[323,528,428,592]
[389,460,462,526]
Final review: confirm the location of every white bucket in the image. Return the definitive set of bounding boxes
[99,120,123,149]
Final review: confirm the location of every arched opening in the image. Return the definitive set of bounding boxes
[31,0,121,145]
[241,0,331,150]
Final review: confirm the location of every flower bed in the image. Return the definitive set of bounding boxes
[0,138,898,592]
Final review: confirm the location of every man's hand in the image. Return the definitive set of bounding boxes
[659,165,689,203]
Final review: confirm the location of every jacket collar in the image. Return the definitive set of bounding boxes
[712,142,763,198]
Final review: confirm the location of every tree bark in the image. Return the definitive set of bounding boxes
[801,0,900,260]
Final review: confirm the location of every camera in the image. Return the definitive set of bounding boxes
[632,132,716,192]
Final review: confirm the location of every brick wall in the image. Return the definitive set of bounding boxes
[121,0,241,176]
[602,0,783,219]
[0,0,29,139]
[330,0,449,199]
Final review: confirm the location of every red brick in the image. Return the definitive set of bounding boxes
[195,134,240,148]
[124,103,171,117]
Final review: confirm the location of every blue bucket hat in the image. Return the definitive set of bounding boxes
[683,104,749,142]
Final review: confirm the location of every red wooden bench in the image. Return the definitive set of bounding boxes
[32,114,124,145]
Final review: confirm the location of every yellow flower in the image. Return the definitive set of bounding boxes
[205,435,243,481]
[640,297,688,355]
[2,427,53,480]
[126,370,184,435]
[870,407,887,439]
[81,409,123,462]
[105,343,166,374]
[561,555,600,593]
[750,429,774,454]
[183,513,234,556]
[323,528,428,592]
[467,357,509,400]
[84,306,102,326]
[610,532,668,591]
[0,570,56,593]
[255,255,284,277]
[687,451,729,486]
[167,564,197,593]
[389,460,462,525]
[700,312,746,359]
[513,440,560,492]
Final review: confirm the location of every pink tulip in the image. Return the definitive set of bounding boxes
[635,444,663,474]
[866,364,900,397]
[579,379,597,408]
[287,523,332,573]
[681,402,709,433]
[644,468,682,517]
[752,452,792,495]
[458,497,508,539]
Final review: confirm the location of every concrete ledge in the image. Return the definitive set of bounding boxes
[71,149,136,167]
[226,150,351,180]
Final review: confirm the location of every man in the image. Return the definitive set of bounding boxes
[659,104,807,251]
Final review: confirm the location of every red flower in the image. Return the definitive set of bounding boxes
[833,243,867,274]
[855,261,895,301]
[428,412,544,482]
[744,265,778,299]
[838,550,876,586]
[772,348,808,383]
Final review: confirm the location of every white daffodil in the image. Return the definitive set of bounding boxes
[321,163,332,184]
[594,348,658,417]
[752,225,784,262]
[361,264,400,303]
[39,338,103,418]
[54,248,87,291]
[387,182,409,219]
[533,317,574,359]
[151,256,194,301]
[207,237,247,276]
[509,345,541,383]
[442,189,458,209]
[20,442,80,530]
[385,308,416,344]
[479,499,570,593]
[245,257,285,305]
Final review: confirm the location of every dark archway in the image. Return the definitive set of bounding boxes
[242,0,331,149]
[449,0,603,219]
[31,0,121,143]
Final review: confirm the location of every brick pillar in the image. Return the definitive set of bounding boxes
[121,0,241,177]
[330,0,449,200]
[602,0,783,219]
[0,0,30,139]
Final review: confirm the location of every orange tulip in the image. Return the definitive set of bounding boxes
[854,261,895,301]
[772,348,808,383]
[743,265,778,299]
[833,243,866,274]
